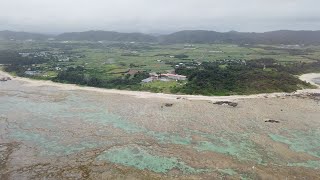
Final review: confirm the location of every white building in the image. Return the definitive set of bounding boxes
[161,74,187,81]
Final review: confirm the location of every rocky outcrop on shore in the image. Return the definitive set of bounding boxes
[0,76,11,81]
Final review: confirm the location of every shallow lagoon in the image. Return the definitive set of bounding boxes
[1,79,320,179]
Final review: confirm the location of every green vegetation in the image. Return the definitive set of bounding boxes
[142,80,183,93]
[53,66,149,90]
[1,40,319,95]
[173,59,315,95]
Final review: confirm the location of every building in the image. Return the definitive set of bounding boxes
[19,53,30,57]
[141,77,154,83]
[141,72,187,83]
[149,72,159,77]
[161,74,187,81]
[25,71,41,76]
[58,57,70,62]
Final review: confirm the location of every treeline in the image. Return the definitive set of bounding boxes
[0,50,48,76]
[0,50,47,65]
[173,59,316,95]
[53,66,149,90]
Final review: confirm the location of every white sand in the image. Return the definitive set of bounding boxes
[299,73,320,88]
[1,70,319,101]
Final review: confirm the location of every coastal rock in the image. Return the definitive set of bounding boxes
[212,101,238,107]
[164,103,173,107]
[265,120,280,123]
[0,76,11,81]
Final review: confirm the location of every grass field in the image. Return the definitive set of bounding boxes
[2,41,319,75]
[142,80,184,93]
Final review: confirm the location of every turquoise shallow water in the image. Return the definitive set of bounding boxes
[269,129,320,158]
[190,130,265,164]
[97,145,208,174]
[0,92,120,155]
[288,161,320,169]
[269,129,320,169]
[1,81,320,175]
[0,88,265,174]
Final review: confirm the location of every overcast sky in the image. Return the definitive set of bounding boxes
[0,0,319,34]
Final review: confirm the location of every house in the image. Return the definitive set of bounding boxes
[161,73,187,81]
[58,57,70,62]
[141,72,161,83]
[141,72,187,83]
[25,71,41,76]
[149,72,159,78]
[19,53,30,57]
[141,77,154,83]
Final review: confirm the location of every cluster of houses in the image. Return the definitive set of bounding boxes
[25,70,42,76]
[19,51,52,58]
[141,72,187,83]
[19,51,71,62]
[18,51,76,76]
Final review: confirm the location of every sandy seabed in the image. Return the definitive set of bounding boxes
[0,70,320,179]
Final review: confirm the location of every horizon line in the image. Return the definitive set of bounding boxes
[1,29,320,36]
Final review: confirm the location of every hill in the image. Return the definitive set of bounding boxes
[0,30,51,41]
[159,30,320,45]
[55,30,157,42]
[1,30,320,45]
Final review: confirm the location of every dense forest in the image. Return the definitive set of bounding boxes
[0,50,48,76]
[52,66,149,90]
[173,59,315,95]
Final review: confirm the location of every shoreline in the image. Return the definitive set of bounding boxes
[1,70,319,101]
[299,73,320,88]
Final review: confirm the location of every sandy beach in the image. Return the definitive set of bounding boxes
[299,73,320,88]
[1,70,319,102]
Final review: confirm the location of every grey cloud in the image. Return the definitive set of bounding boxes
[0,0,319,33]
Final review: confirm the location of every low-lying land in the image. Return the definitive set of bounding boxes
[1,40,320,95]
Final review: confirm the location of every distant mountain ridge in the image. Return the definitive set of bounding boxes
[159,30,320,44]
[55,30,157,42]
[0,30,50,40]
[1,30,320,44]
